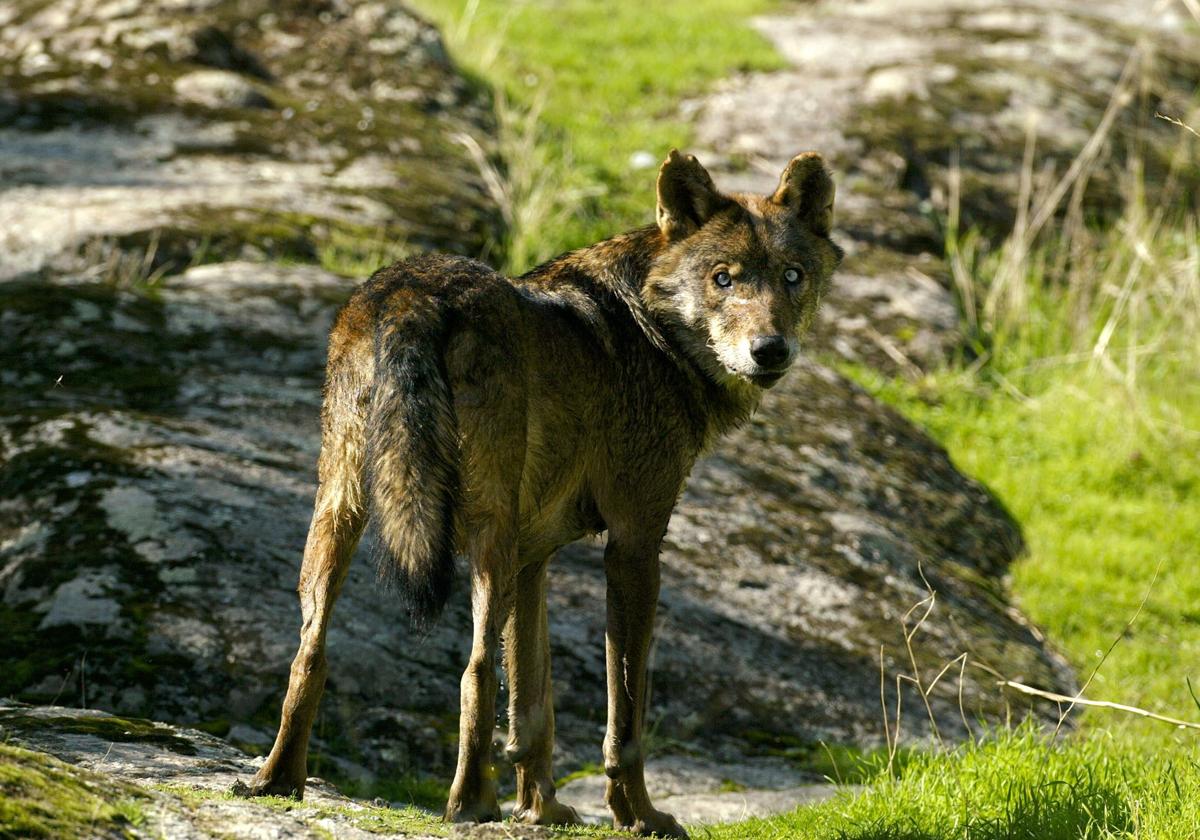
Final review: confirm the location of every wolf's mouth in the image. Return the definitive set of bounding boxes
[748,369,787,388]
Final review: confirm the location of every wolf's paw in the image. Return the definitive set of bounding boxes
[231,769,305,800]
[513,797,582,826]
[617,808,689,839]
[444,795,502,825]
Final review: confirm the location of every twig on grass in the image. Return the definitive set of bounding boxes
[1155,112,1200,140]
[1000,680,1200,731]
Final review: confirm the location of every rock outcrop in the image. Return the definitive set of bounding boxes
[0,700,585,838]
[0,0,502,281]
[0,701,840,835]
[693,0,1200,373]
[6,0,1160,804]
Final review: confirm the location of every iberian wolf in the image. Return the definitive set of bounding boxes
[242,150,842,838]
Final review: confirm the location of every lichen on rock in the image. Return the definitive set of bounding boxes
[0,700,460,839]
[0,0,503,280]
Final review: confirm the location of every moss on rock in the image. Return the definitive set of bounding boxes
[0,0,504,280]
[0,744,147,840]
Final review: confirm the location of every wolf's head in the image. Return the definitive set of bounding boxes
[644,150,843,390]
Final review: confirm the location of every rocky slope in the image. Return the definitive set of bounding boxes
[0,700,562,838]
[0,0,502,280]
[9,0,1181,814]
[693,0,1200,373]
[0,701,840,836]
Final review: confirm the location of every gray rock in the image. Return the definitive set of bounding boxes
[173,69,273,110]
[0,700,454,839]
[0,0,502,279]
[544,755,844,826]
[556,775,841,827]
[0,700,834,833]
[38,567,124,629]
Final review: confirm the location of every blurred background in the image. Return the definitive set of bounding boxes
[2,0,1199,837]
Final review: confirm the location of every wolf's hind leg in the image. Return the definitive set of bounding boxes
[242,356,370,799]
[444,527,513,824]
[504,556,581,826]
[442,323,525,824]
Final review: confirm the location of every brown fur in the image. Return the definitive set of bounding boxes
[241,151,843,838]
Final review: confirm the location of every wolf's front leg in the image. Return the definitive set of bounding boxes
[601,536,689,840]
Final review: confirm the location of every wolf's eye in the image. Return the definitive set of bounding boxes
[784,267,803,285]
[714,270,733,288]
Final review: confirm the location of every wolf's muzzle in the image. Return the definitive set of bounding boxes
[750,334,790,368]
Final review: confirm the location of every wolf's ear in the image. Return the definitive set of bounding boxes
[656,149,731,241]
[772,152,835,236]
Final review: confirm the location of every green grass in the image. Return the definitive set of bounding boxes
[336,773,452,814]
[556,760,606,788]
[696,728,1200,840]
[792,116,1200,832]
[846,197,1200,742]
[315,226,413,279]
[852,360,1200,740]
[407,0,784,271]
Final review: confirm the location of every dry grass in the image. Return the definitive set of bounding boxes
[453,90,601,274]
[945,33,1200,419]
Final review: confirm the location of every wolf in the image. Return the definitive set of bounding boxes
[241,150,842,838]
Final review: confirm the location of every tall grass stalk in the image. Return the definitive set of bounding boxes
[947,40,1199,444]
[437,2,597,275]
[454,90,602,275]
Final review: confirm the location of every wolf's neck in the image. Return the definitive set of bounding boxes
[587,228,765,440]
[522,226,684,363]
[520,226,762,437]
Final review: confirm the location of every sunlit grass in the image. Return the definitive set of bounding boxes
[853,357,1200,738]
[848,123,1200,744]
[408,0,784,271]
[697,727,1200,840]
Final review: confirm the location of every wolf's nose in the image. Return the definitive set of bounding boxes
[750,335,789,367]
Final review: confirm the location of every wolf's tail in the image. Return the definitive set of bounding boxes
[364,305,460,629]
